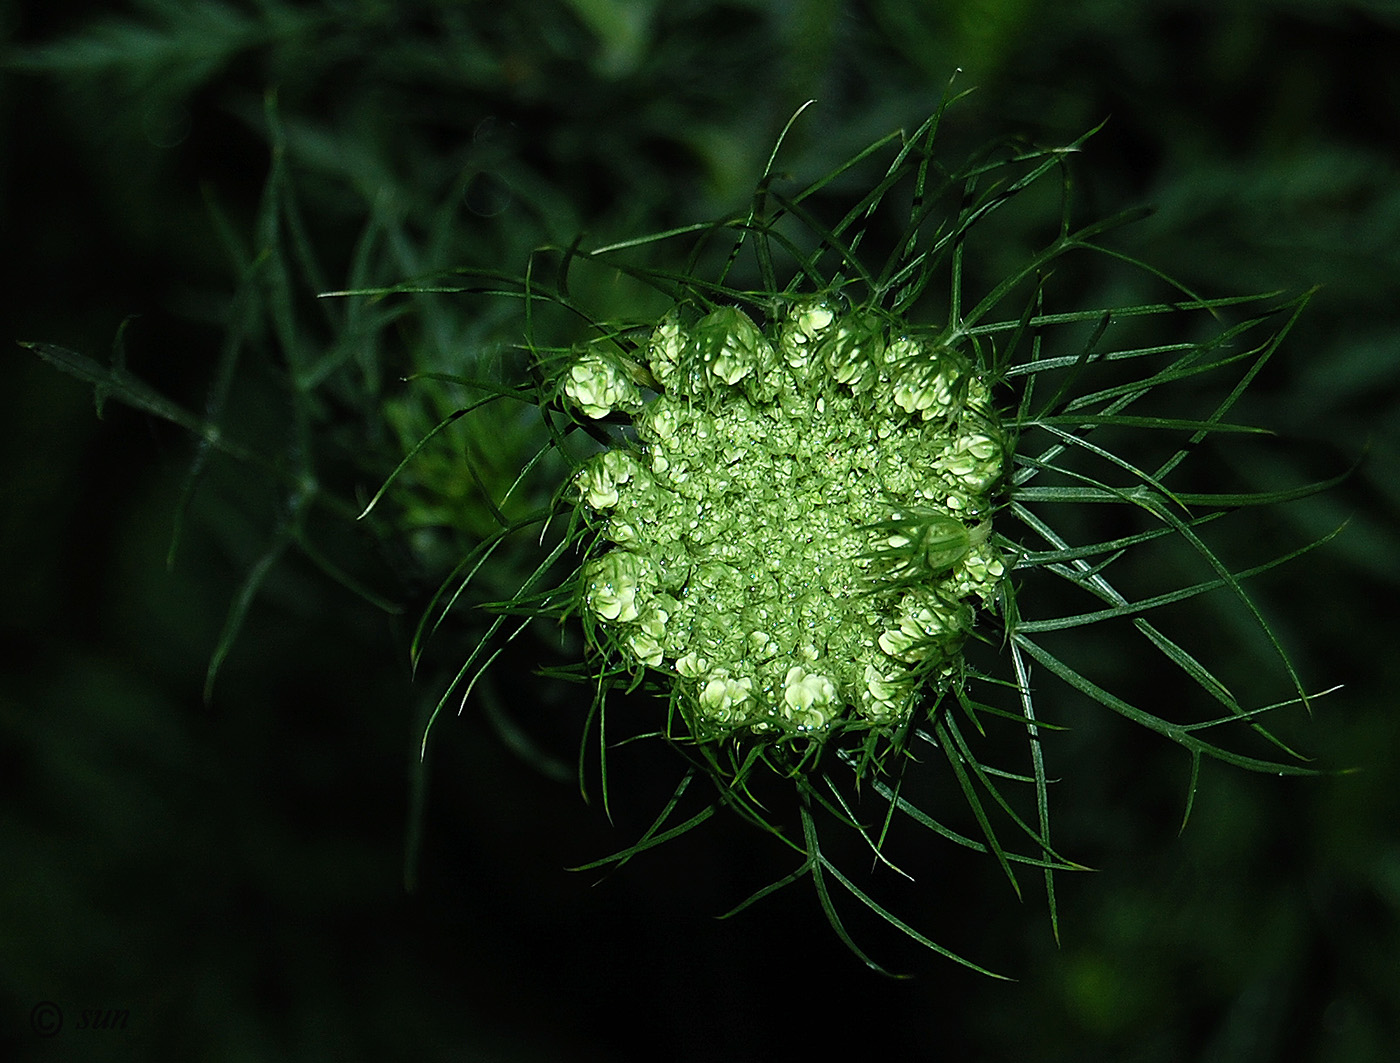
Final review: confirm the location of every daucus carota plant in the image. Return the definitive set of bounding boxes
[39,87,1319,977]
[374,98,1341,977]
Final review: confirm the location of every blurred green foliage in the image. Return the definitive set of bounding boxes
[2,0,1397,1059]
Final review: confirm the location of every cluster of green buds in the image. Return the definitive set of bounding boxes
[561,300,1010,740]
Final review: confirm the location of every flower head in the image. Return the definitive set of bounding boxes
[563,300,1009,739]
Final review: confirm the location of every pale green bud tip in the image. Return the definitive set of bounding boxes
[699,671,755,722]
[563,350,642,419]
[626,606,669,667]
[890,340,962,417]
[691,306,779,393]
[576,449,646,509]
[779,300,838,368]
[583,550,650,622]
[647,316,688,389]
[862,663,906,722]
[783,666,839,730]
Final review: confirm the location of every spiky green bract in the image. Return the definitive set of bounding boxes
[381,99,1339,976]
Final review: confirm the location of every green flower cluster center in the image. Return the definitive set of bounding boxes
[564,301,1008,738]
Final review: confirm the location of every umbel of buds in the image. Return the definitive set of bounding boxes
[560,300,1010,740]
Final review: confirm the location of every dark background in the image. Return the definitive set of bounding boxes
[2,1,1398,1059]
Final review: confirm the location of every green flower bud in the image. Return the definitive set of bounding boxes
[889,339,962,419]
[646,315,689,391]
[779,299,838,369]
[563,345,643,419]
[879,508,974,574]
[861,662,908,723]
[626,601,671,667]
[576,449,647,510]
[783,665,839,730]
[583,549,652,623]
[820,313,886,391]
[699,670,755,722]
[692,306,781,400]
